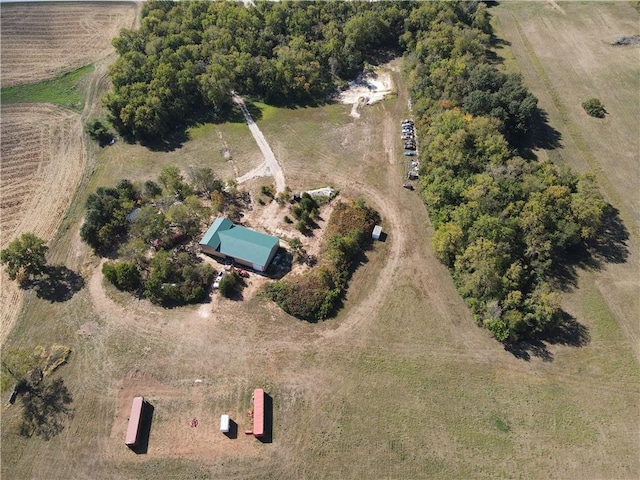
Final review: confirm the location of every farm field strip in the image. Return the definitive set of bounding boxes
[0,3,138,87]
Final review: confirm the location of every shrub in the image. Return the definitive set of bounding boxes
[218,270,240,298]
[284,215,293,224]
[85,119,113,146]
[102,261,140,292]
[582,98,606,118]
[260,184,275,198]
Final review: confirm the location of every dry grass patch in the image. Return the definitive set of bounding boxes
[0,3,139,87]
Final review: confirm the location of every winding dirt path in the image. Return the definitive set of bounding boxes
[232,94,286,193]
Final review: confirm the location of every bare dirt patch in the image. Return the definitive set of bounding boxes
[0,3,139,87]
[339,69,394,118]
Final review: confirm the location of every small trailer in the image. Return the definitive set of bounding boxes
[253,388,265,438]
[220,414,230,434]
[125,396,145,448]
[372,225,382,240]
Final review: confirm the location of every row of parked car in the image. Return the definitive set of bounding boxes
[402,119,419,190]
[401,119,416,156]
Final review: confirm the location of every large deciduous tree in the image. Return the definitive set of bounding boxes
[0,233,48,285]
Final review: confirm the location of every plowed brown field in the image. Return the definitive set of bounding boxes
[0,3,139,342]
[0,3,137,87]
[0,104,84,340]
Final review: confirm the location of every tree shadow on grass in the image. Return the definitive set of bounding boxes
[517,107,563,158]
[19,378,74,440]
[548,204,629,293]
[26,265,84,302]
[586,204,630,265]
[504,311,590,362]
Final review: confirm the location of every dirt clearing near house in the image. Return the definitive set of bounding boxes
[0,3,138,88]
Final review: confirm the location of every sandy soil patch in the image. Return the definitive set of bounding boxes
[339,70,395,118]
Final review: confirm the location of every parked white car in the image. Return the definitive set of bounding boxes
[213,271,224,289]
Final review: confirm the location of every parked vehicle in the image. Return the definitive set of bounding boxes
[404,144,416,150]
[404,151,417,156]
[213,271,224,289]
[402,183,415,190]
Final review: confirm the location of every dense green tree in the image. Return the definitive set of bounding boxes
[218,270,240,298]
[106,0,415,140]
[159,165,193,199]
[80,187,132,252]
[129,205,169,244]
[102,261,141,292]
[188,167,223,197]
[1,233,48,284]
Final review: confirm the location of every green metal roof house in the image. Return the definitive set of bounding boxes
[199,217,280,272]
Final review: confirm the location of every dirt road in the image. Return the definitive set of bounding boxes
[232,94,286,193]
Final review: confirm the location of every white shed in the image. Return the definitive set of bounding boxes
[372,225,382,240]
[220,414,230,434]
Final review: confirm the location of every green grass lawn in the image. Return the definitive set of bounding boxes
[1,64,93,111]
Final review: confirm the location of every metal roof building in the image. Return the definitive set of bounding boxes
[199,218,279,272]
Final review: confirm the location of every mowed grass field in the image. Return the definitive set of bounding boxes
[1,4,639,480]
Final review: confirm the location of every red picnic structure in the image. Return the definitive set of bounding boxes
[252,388,265,438]
[125,396,145,448]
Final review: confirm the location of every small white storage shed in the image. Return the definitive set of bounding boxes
[220,414,230,434]
[372,225,382,240]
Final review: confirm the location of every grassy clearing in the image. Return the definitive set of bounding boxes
[0,65,93,111]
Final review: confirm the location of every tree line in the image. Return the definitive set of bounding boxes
[106,0,413,140]
[403,2,609,342]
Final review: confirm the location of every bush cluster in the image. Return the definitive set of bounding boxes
[582,98,606,118]
[266,200,379,321]
[291,193,319,233]
[81,167,219,305]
